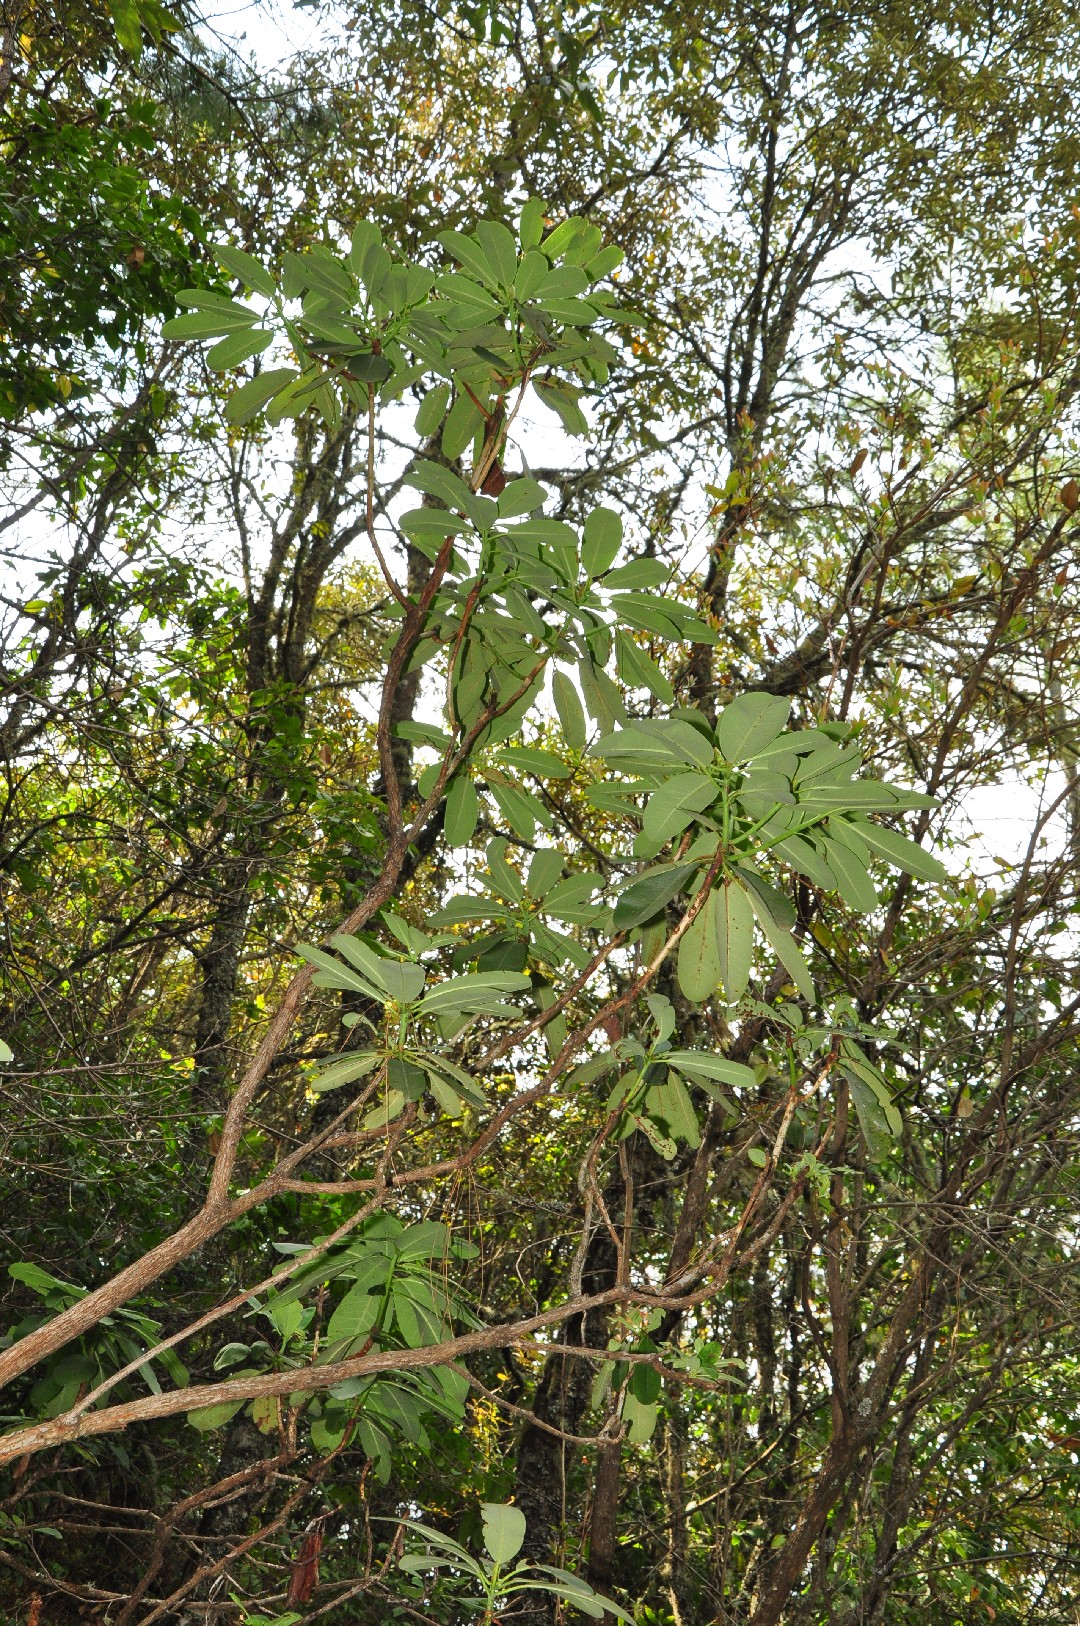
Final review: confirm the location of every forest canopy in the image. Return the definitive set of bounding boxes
[3,0,1080,1621]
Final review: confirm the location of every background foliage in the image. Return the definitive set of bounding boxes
[3,0,1080,1622]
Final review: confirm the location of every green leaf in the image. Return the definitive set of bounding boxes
[9,1262,82,1299]
[476,219,519,287]
[732,864,796,929]
[187,1398,245,1432]
[714,879,754,1002]
[851,820,947,881]
[489,779,546,841]
[415,381,450,436]
[486,837,524,902]
[326,1283,380,1345]
[444,775,479,847]
[544,873,603,922]
[613,863,696,932]
[603,558,669,590]
[582,506,623,577]
[282,247,355,304]
[739,881,815,1004]
[498,746,572,779]
[214,244,277,297]
[644,1074,700,1146]
[771,835,837,891]
[552,669,587,751]
[623,1391,659,1443]
[677,889,723,1003]
[309,1052,382,1093]
[106,0,143,54]
[628,1359,661,1405]
[590,721,707,772]
[717,692,790,762]
[442,391,486,459]
[542,216,596,261]
[162,311,253,340]
[417,971,530,1015]
[297,942,383,1001]
[515,248,550,300]
[482,1502,527,1564]
[845,1072,895,1162]
[497,476,547,518]
[212,1342,250,1371]
[800,781,910,810]
[404,458,477,514]
[819,835,879,912]
[665,1049,755,1088]
[518,197,546,250]
[615,629,674,704]
[533,380,588,436]
[223,368,298,425]
[206,328,274,370]
[635,717,715,768]
[641,772,716,844]
[438,229,499,287]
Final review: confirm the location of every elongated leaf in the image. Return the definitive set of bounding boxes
[623,1391,659,1444]
[582,506,622,577]
[633,716,715,767]
[642,772,716,844]
[823,819,873,864]
[187,1398,245,1432]
[714,879,754,1001]
[415,381,450,435]
[851,819,947,881]
[615,628,674,703]
[644,1074,700,1146]
[417,971,530,1014]
[224,368,298,425]
[486,838,524,902]
[438,228,499,287]
[214,243,276,297]
[498,746,572,779]
[665,1049,754,1087]
[552,669,587,751]
[739,880,815,1004]
[544,873,603,923]
[297,942,383,1000]
[442,391,485,459]
[613,863,696,932]
[732,863,796,929]
[717,692,790,762]
[476,219,518,287]
[404,458,477,514]
[330,934,422,999]
[444,775,479,847]
[309,1053,382,1093]
[603,557,669,590]
[415,1051,486,1107]
[819,835,878,912]
[533,380,588,436]
[497,475,547,518]
[207,328,273,370]
[800,781,908,810]
[771,835,837,891]
[162,311,253,340]
[326,1283,380,1345]
[678,888,722,1003]
[845,1072,895,1162]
